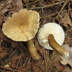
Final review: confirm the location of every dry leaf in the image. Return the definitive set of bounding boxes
[7,0,13,4]
[11,58,18,68]
[2,8,8,14]
[69,11,72,22]
[11,0,23,13]
[16,0,23,10]
[60,44,72,67]
[0,1,5,10]
[0,32,3,39]
[31,4,36,8]
[62,12,72,27]
[0,51,8,59]
[6,4,11,8]
[17,65,31,72]
[0,14,5,26]
[62,67,72,72]
[50,51,65,71]
[32,65,43,72]
[11,54,19,68]
[0,46,8,59]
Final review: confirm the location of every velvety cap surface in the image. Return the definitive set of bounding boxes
[2,9,40,41]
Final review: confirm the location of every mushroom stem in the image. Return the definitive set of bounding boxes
[48,34,69,57]
[27,39,40,60]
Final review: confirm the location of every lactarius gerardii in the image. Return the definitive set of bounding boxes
[2,9,40,60]
[37,23,69,57]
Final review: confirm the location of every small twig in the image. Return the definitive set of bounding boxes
[40,13,57,19]
[2,48,17,65]
[46,50,49,72]
[30,1,64,10]
[39,0,46,23]
[36,60,45,72]
[53,0,69,21]
[32,0,40,6]
[0,65,13,71]
[2,13,7,20]
[13,53,24,72]
[10,55,23,61]
[0,65,22,72]
[44,49,49,72]
[44,50,47,72]
[16,53,23,68]
[23,57,29,66]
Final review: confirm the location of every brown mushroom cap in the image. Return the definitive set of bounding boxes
[2,9,40,41]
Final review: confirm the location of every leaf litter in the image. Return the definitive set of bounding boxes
[60,44,72,67]
[0,0,72,72]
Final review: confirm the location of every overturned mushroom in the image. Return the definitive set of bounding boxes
[37,23,69,57]
[2,9,40,60]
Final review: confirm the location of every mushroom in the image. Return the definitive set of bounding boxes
[2,9,40,60]
[37,23,69,57]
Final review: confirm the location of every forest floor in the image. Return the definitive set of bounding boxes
[0,0,72,72]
